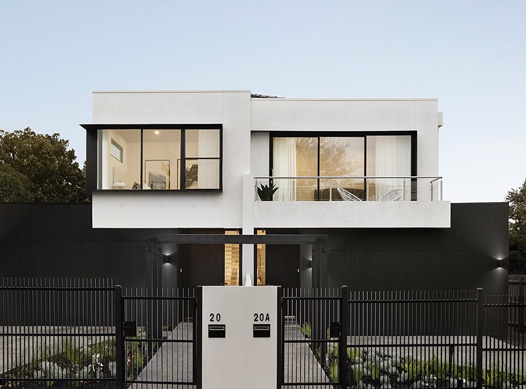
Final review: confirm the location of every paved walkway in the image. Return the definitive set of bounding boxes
[130,321,329,388]
[130,322,195,389]
[283,323,331,388]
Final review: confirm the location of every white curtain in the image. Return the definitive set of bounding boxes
[273,138,297,201]
[197,130,220,189]
[374,136,411,200]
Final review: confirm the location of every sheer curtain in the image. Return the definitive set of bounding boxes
[197,130,220,189]
[373,136,411,200]
[272,138,297,201]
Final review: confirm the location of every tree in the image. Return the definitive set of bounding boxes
[0,164,33,202]
[506,179,526,274]
[0,128,87,203]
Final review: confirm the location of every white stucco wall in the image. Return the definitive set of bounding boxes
[91,92,443,229]
[92,91,251,228]
[253,201,451,228]
[250,98,440,177]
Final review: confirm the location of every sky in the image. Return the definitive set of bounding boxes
[1,0,525,203]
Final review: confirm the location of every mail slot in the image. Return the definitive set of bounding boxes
[330,321,342,337]
[208,324,226,338]
[253,324,271,338]
[123,321,137,337]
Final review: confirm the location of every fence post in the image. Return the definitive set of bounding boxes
[115,285,125,388]
[195,286,202,389]
[339,285,348,389]
[520,277,525,333]
[277,286,283,389]
[476,288,484,389]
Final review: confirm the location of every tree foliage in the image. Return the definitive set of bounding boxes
[0,164,33,202]
[0,128,87,203]
[506,179,526,274]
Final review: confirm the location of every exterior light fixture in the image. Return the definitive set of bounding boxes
[163,254,171,264]
[155,130,160,135]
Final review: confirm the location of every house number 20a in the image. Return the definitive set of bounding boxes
[254,313,270,322]
[209,313,221,322]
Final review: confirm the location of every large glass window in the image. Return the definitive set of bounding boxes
[185,129,221,189]
[143,129,181,190]
[366,135,411,200]
[320,137,365,200]
[272,137,317,201]
[271,133,412,201]
[103,129,141,190]
[100,127,221,190]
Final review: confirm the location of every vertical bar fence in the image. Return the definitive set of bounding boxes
[2,279,525,389]
[0,278,115,387]
[119,287,197,388]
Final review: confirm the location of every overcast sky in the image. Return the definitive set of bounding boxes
[1,1,525,202]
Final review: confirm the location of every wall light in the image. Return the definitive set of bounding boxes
[163,254,171,264]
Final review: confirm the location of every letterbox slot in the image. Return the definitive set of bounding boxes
[253,324,271,338]
[208,324,226,338]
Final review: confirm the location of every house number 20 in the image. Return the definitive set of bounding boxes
[209,313,221,322]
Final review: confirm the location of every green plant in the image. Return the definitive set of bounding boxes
[301,322,312,338]
[352,365,363,387]
[459,363,476,382]
[426,356,448,380]
[483,364,508,388]
[329,360,338,382]
[371,363,381,381]
[514,370,525,385]
[402,358,425,381]
[257,183,278,201]
[348,347,361,361]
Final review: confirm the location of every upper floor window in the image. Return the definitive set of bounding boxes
[271,132,413,200]
[98,125,222,191]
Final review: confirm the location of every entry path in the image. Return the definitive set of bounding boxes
[130,321,329,388]
[130,322,195,389]
[283,322,331,388]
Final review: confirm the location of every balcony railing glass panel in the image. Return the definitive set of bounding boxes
[254,176,443,202]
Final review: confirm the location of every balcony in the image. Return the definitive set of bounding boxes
[251,176,450,228]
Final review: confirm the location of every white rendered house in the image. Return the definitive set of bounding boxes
[83,90,453,287]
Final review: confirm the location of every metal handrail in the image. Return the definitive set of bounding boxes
[254,176,443,201]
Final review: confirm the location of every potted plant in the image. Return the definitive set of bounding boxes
[257,183,278,201]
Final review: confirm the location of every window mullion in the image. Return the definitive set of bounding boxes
[180,129,186,190]
[140,129,143,189]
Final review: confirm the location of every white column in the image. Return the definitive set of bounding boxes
[242,174,255,285]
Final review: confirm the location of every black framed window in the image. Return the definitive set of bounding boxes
[270,131,415,200]
[91,124,222,191]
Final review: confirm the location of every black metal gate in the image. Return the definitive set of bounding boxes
[115,286,198,388]
[280,287,348,388]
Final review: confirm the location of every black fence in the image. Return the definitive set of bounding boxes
[0,278,116,387]
[116,287,197,388]
[2,279,524,389]
[508,276,526,332]
[0,279,197,389]
[281,288,343,387]
[281,287,526,389]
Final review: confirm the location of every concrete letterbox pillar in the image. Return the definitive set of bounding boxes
[201,286,279,389]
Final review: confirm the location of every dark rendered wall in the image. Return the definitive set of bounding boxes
[304,203,509,296]
[0,204,178,289]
